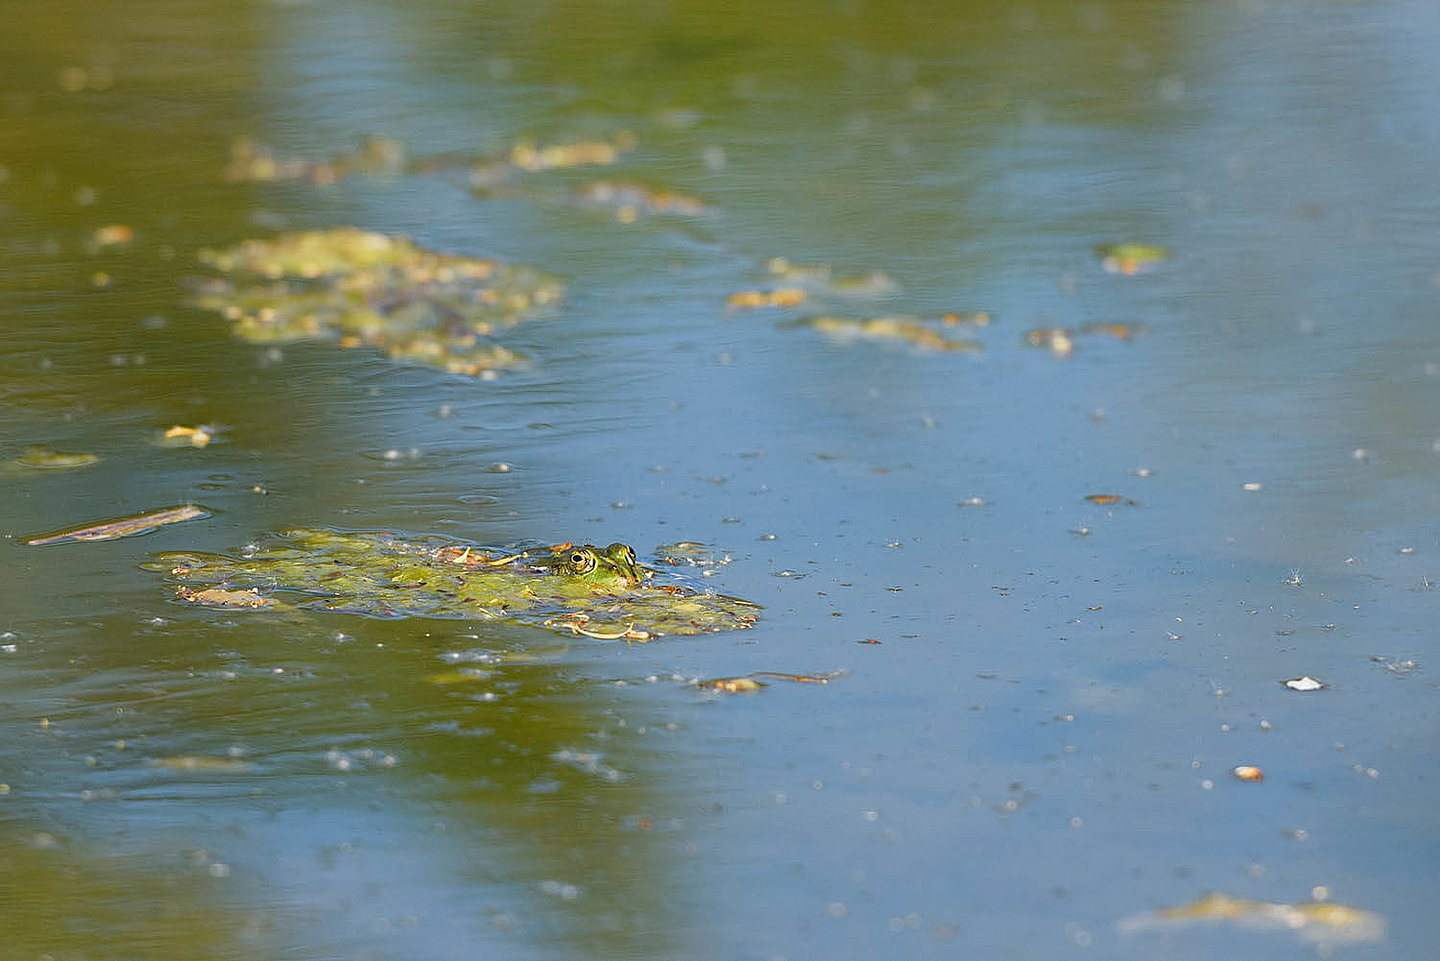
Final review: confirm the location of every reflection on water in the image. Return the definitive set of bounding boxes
[2,0,1437,958]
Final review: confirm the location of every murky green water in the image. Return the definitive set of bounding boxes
[2,1,1437,958]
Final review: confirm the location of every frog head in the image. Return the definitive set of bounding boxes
[543,542,646,591]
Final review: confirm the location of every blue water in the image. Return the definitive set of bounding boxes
[1,1,1437,958]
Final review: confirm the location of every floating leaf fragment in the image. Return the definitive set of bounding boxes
[1096,243,1170,275]
[1232,765,1264,782]
[25,505,211,545]
[1282,675,1327,691]
[13,447,99,470]
[1118,891,1385,947]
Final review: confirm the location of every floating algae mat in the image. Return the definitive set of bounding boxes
[187,229,563,377]
[145,529,761,638]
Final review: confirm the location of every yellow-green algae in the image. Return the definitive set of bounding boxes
[145,529,760,638]
[188,228,562,377]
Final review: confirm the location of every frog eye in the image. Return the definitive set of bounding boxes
[606,543,635,564]
[568,549,595,573]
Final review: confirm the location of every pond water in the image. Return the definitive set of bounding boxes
[1,1,1437,959]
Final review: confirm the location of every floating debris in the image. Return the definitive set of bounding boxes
[25,505,211,546]
[940,311,992,327]
[766,257,898,298]
[698,672,834,694]
[547,615,651,642]
[1096,243,1170,275]
[90,224,135,247]
[1232,765,1265,782]
[424,670,490,685]
[223,131,640,190]
[13,447,99,470]
[1082,321,1146,340]
[1023,326,1075,358]
[1282,675,1327,691]
[1023,322,1143,358]
[752,672,834,684]
[508,133,636,172]
[146,529,760,638]
[726,288,807,309]
[1083,494,1135,506]
[175,586,277,609]
[189,229,562,378]
[1118,892,1385,948]
[701,676,765,693]
[572,180,710,221]
[223,134,410,184]
[152,755,254,772]
[1370,655,1418,677]
[156,424,219,448]
[783,316,982,352]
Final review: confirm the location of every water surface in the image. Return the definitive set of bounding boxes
[1,1,1437,959]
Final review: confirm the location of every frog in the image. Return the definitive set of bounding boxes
[536,542,647,591]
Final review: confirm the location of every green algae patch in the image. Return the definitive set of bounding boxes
[188,228,563,378]
[145,529,761,639]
